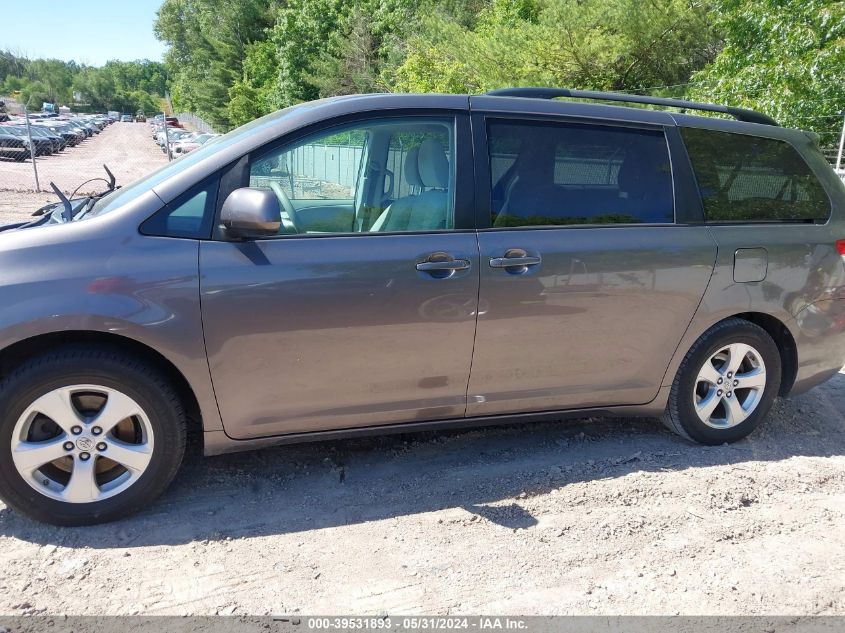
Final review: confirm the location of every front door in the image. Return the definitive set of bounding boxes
[467,115,717,416]
[201,114,480,439]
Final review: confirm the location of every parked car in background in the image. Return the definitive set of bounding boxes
[0,89,844,527]
[120,114,133,122]
[0,128,28,161]
[28,125,65,152]
[60,119,91,139]
[0,125,53,155]
[156,128,191,148]
[35,122,83,147]
[171,132,219,155]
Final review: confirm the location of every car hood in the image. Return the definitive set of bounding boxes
[0,198,90,233]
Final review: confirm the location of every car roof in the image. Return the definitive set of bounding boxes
[292,92,792,138]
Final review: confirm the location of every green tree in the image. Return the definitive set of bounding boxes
[72,59,166,111]
[389,0,719,94]
[154,0,276,128]
[271,0,429,107]
[689,0,845,146]
[228,39,279,126]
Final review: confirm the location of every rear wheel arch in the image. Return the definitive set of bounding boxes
[0,331,202,438]
[733,312,797,397]
[667,312,797,398]
[663,316,783,443]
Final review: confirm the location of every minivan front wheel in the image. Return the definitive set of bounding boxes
[663,318,781,444]
[0,347,186,525]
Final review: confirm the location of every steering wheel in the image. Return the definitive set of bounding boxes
[269,180,303,233]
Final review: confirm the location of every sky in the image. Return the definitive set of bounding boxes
[0,0,167,66]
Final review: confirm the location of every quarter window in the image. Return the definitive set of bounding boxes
[488,120,674,227]
[140,178,217,239]
[681,127,830,223]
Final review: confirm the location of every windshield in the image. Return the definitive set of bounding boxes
[86,102,313,218]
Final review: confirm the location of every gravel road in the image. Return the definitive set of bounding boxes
[1,371,844,616]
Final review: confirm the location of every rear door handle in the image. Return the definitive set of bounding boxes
[416,252,471,278]
[489,256,541,268]
[416,260,471,272]
[489,249,541,273]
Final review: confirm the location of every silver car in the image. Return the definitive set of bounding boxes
[1,88,844,525]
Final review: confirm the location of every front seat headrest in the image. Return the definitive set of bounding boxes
[418,139,449,189]
[404,147,422,188]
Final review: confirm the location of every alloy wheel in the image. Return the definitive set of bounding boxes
[10,385,154,503]
[693,343,767,429]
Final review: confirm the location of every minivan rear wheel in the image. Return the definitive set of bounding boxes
[663,318,781,444]
[0,346,186,526]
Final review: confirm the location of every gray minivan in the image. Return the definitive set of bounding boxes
[1,88,844,525]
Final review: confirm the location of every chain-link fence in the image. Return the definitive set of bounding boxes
[173,112,216,134]
[0,101,169,203]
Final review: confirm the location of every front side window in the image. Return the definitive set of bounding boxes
[488,120,674,227]
[681,127,830,223]
[248,118,455,235]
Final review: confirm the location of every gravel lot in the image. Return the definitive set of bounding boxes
[0,121,167,218]
[1,371,844,616]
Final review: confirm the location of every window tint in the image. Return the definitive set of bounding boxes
[681,127,830,223]
[249,118,454,235]
[489,120,674,227]
[140,178,217,238]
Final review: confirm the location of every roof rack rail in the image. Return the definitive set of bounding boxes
[485,87,779,127]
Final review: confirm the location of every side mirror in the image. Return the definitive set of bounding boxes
[221,187,281,238]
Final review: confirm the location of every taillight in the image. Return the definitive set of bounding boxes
[836,240,845,256]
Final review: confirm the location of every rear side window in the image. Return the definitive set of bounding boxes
[488,120,674,227]
[681,128,830,223]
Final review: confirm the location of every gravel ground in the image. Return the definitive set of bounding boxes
[1,370,844,616]
[0,121,166,204]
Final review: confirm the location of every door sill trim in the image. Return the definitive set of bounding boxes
[204,392,669,455]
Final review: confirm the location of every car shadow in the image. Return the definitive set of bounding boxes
[3,372,845,547]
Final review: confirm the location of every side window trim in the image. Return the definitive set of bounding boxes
[213,110,475,239]
[665,126,706,224]
[472,112,679,230]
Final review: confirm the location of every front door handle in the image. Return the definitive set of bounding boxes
[489,249,541,273]
[416,252,471,278]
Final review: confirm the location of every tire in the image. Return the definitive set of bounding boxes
[662,318,781,445]
[0,346,187,526]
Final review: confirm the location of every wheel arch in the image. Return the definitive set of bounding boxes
[0,330,203,438]
[732,312,797,397]
[665,311,798,398]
